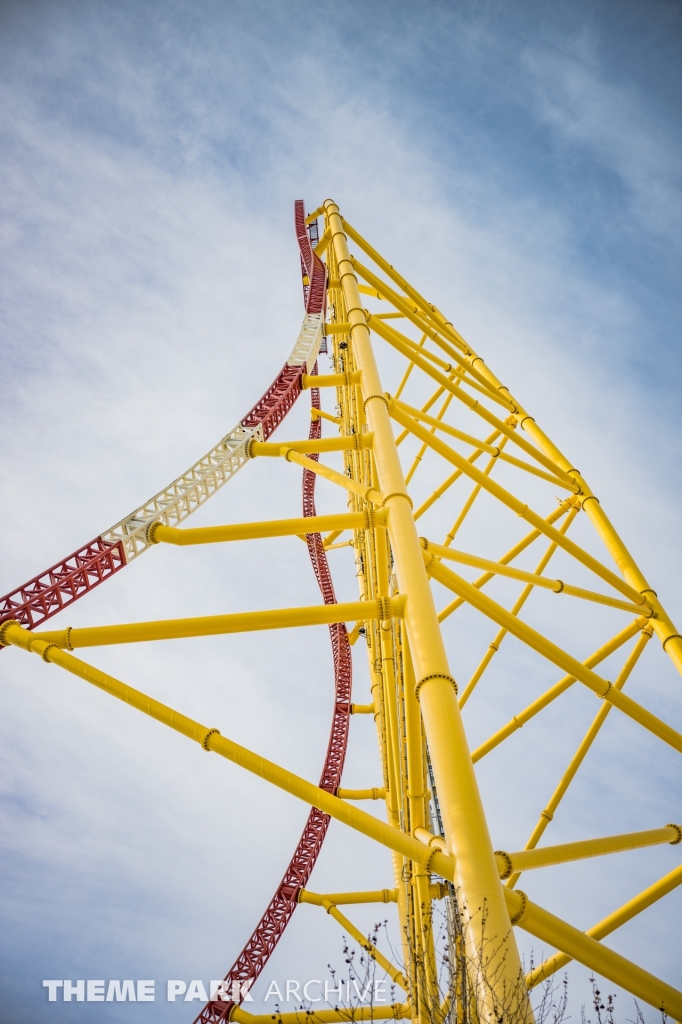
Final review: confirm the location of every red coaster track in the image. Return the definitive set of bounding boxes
[0,201,351,1023]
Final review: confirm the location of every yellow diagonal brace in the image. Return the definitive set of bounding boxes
[233,1005,411,1024]
[1,624,455,882]
[495,824,680,877]
[368,312,516,415]
[379,332,581,484]
[471,619,643,758]
[422,539,649,616]
[325,199,527,1011]
[505,888,682,1019]
[322,900,408,991]
[526,864,682,988]
[23,597,405,649]
[395,397,577,489]
[394,333,427,400]
[311,407,342,425]
[336,787,386,800]
[427,555,682,754]
[281,447,383,506]
[438,497,577,621]
[459,505,580,708]
[302,371,361,388]
[374,318,514,413]
[151,510,385,546]
[299,889,398,906]
[413,431,502,522]
[393,401,647,606]
[342,218,471,356]
[250,435,372,457]
[508,627,651,888]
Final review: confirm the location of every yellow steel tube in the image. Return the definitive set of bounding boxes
[281,447,383,505]
[495,825,680,877]
[505,888,682,1019]
[526,864,682,988]
[423,539,648,616]
[346,216,682,670]
[299,888,397,906]
[336,787,386,800]
[426,557,682,754]
[350,702,375,714]
[325,199,527,1016]
[302,371,361,389]
[250,435,372,457]
[377,321,573,483]
[508,628,651,888]
[368,313,515,416]
[342,218,471,357]
[28,597,406,649]
[323,901,408,991]
[396,383,448,446]
[232,1006,411,1024]
[412,430,502,522]
[311,407,342,425]
[404,393,454,486]
[444,441,508,547]
[459,507,580,708]
[471,619,644,761]
[393,333,425,401]
[394,401,646,607]
[373,320,514,413]
[2,623,456,881]
[394,399,577,489]
[151,510,384,546]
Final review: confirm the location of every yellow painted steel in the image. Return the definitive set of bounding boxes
[494,824,681,877]
[25,597,406,649]
[336,787,386,800]
[324,199,529,1020]
[459,505,580,708]
[151,510,385,546]
[350,702,375,714]
[249,435,372,457]
[0,622,456,882]
[505,888,682,1019]
[301,371,361,389]
[280,447,383,505]
[526,864,682,987]
[425,555,682,754]
[310,407,342,425]
[393,401,648,607]
[232,1005,411,1024]
[422,537,650,616]
[507,626,653,889]
[7,199,680,1023]
[438,496,577,621]
[471,619,645,761]
[322,900,409,991]
[299,888,398,905]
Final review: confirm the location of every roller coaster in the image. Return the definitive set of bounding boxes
[2,199,681,1024]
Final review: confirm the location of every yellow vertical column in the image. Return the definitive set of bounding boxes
[325,199,528,1018]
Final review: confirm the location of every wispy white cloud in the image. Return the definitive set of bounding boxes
[1,2,681,1020]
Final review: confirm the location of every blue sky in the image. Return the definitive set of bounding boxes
[1,1,681,1021]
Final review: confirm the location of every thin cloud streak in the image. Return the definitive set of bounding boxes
[0,2,680,1020]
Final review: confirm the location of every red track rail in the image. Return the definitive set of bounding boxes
[2,202,348,1022]
[194,211,348,1023]
[195,372,352,1022]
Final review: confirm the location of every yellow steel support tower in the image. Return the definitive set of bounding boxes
[2,199,681,1024]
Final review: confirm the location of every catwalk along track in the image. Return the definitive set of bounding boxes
[2,200,681,1024]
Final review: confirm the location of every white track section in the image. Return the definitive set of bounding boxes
[287,312,323,372]
[100,313,323,564]
[101,423,263,562]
